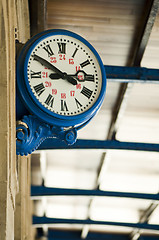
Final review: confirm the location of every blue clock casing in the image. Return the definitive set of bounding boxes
[17,29,106,128]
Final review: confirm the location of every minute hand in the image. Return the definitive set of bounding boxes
[33,54,77,85]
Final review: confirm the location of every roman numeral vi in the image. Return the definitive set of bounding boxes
[61,100,68,111]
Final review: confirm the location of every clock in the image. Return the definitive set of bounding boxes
[17,29,106,127]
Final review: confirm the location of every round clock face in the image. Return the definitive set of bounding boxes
[25,33,103,117]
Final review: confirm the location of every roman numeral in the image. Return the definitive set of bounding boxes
[43,44,54,57]
[33,83,45,96]
[85,74,95,82]
[58,42,66,54]
[75,98,82,109]
[80,59,90,68]
[31,70,41,78]
[44,94,54,107]
[61,100,68,111]
[81,86,93,99]
[72,48,78,58]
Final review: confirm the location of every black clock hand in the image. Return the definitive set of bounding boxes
[49,73,65,79]
[33,54,77,85]
[49,70,94,82]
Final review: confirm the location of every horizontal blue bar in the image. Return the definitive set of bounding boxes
[44,228,159,240]
[46,229,159,240]
[47,230,129,240]
[31,186,159,201]
[47,237,159,240]
[38,228,159,240]
[33,216,159,231]
[38,139,159,152]
[47,236,159,240]
[47,236,128,240]
[105,65,159,83]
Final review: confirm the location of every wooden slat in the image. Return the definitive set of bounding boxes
[47,0,147,66]
[0,0,17,239]
[14,0,34,239]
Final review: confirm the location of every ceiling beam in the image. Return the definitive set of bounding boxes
[37,228,158,240]
[37,228,159,240]
[31,186,159,201]
[29,0,47,36]
[130,202,159,240]
[128,0,159,67]
[32,216,159,231]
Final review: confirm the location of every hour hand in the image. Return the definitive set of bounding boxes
[49,73,61,79]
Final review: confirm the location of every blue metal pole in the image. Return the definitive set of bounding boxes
[47,237,159,240]
[38,139,159,152]
[31,186,159,201]
[47,230,130,239]
[105,65,159,83]
[33,216,159,231]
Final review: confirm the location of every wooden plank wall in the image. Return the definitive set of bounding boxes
[0,0,33,239]
[0,1,17,239]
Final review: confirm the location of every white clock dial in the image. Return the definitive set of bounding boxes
[27,34,102,116]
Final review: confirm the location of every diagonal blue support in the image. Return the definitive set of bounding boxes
[31,186,159,201]
[33,216,159,231]
[38,139,159,152]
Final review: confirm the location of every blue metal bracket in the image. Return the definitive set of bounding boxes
[16,115,77,155]
[38,138,159,152]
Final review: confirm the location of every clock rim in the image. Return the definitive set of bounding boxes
[17,29,106,127]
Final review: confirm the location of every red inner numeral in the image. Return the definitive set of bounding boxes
[45,81,51,87]
[59,54,66,60]
[76,66,81,72]
[61,93,66,99]
[76,84,81,89]
[70,91,75,96]
[69,59,74,65]
[42,72,48,78]
[50,57,57,63]
[52,89,57,95]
